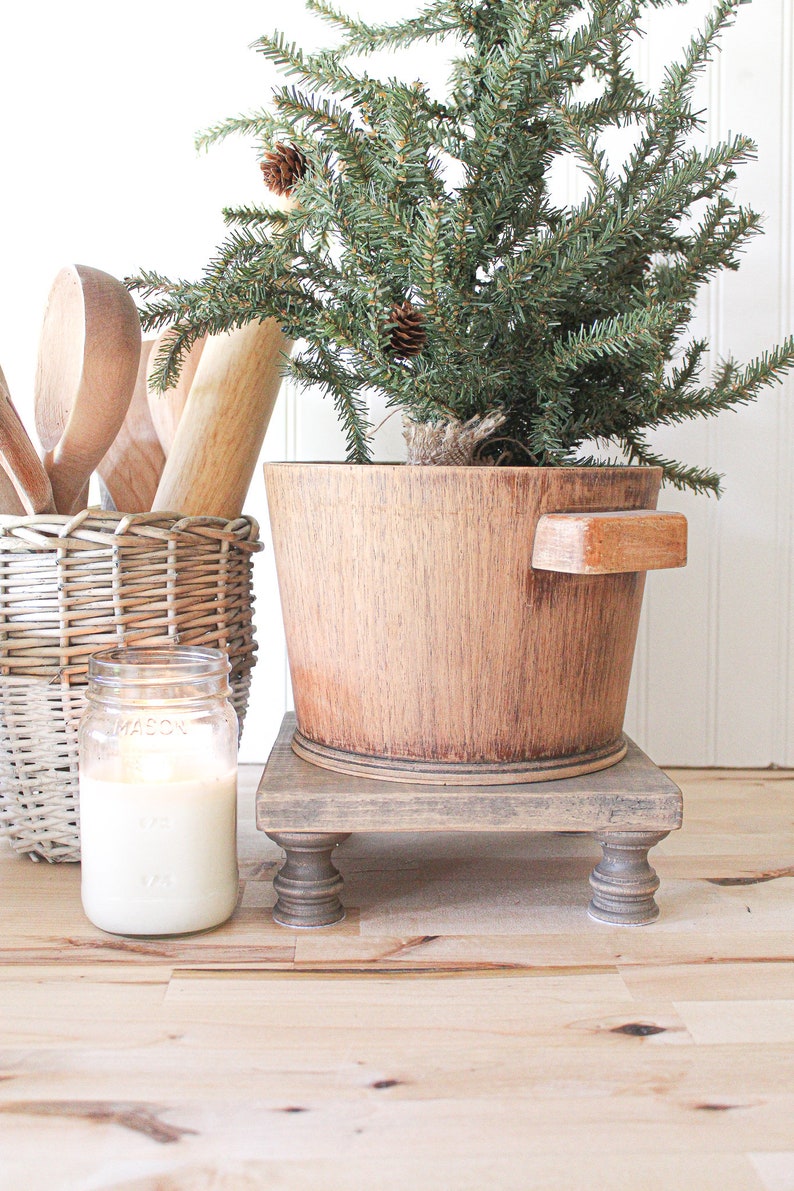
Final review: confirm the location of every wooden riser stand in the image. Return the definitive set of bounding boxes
[256,715,683,929]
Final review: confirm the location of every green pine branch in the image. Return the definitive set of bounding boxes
[307,0,466,50]
[129,0,793,494]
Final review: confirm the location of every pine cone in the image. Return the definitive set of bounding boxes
[385,300,426,358]
[260,142,307,195]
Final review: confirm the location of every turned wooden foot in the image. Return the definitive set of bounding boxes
[588,831,669,925]
[266,831,351,929]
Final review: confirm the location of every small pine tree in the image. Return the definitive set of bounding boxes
[129,0,794,493]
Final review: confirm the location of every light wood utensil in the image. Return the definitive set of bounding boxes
[0,365,27,515]
[152,319,291,518]
[0,377,54,514]
[0,470,25,515]
[146,330,207,454]
[34,264,141,515]
[97,339,166,512]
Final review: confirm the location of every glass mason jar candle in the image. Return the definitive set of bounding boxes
[79,646,239,937]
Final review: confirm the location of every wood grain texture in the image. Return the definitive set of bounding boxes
[33,264,141,515]
[0,379,53,515]
[0,764,792,1189]
[146,331,207,454]
[260,715,680,927]
[291,727,628,785]
[264,464,663,781]
[96,340,166,513]
[267,831,351,928]
[0,367,30,516]
[257,714,683,833]
[0,461,24,515]
[589,830,670,924]
[532,510,688,574]
[153,320,292,518]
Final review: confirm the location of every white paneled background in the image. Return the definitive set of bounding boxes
[0,1,790,766]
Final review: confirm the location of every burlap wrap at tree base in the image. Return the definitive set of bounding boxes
[0,510,262,862]
[403,412,506,465]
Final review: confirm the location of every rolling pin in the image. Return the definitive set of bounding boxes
[151,319,292,518]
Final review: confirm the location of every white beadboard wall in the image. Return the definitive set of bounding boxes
[624,0,794,767]
[0,1,790,766]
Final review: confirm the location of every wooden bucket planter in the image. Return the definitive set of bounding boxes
[263,464,686,785]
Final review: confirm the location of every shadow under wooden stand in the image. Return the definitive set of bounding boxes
[256,714,683,929]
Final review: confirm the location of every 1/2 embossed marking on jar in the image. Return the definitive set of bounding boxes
[79,646,239,937]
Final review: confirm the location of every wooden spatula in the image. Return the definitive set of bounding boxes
[146,330,207,455]
[151,319,292,518]
[34,264,141,514]
[97,340,166,512]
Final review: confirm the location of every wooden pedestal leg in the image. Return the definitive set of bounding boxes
[588,831,669,925]
[266,832,351,929]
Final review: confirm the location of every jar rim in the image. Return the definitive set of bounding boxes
[88,645,230,687]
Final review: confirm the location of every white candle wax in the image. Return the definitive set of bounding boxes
[80,764,239,936]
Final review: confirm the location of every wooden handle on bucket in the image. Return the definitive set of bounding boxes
[532,509,687,574]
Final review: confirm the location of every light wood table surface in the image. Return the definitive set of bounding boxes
[1,762,793,1190]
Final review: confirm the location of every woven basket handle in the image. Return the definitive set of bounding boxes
[532,510,687,574]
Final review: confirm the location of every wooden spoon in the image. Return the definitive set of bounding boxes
[0,377,55,514]
[97,339,166,512]
[152,318,292,518]
[146,330,207,454]
[34,264,141,514]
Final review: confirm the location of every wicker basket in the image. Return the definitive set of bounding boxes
[0,509,262,862]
